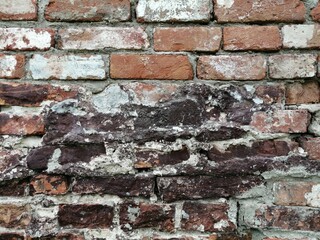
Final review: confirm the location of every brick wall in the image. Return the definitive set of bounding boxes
[0,0,320,239]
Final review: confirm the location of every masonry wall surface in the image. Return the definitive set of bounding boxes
[0,0,320,239]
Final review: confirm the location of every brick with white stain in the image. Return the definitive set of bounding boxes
[0,0,37,20]
[282,24,320,49]
[269,54,317,79]
[0,28,54,51]
[0,54,25,79]
[29,54,106,80]
[197,55,266,80]
[136,0,211,22]
[58,27,149,50]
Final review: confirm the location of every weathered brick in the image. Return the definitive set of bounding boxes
[223,26,281,51]
[0,54,25,79]
[157,175,262,202]
[311,3,320,22]
[58,204,114,228]
[26,146,55,170]
[0,178,28,196]
[45,0,130,22]
[58,27,149,50]
[110,54,193,80]
[273,182,316,206]
[269,54,316,79]
[0,114,45,135]
[134,146,190,169]
[29,54,106,80]
[301,138,320,160]
[30,174,69,195]
[0,0,37,20]
[0,233,25,240]
[255,85,285,104]
[136,0,211,23]
[154,27,222,52]
[0,28,54,51]
[181,202,236,232]
[282,25,320,49]
[251,110,310,133]
[0,204,31,228]
[214,0,305,23]
[197,55,266,80]
[255,206,320,231]
[72,176,154,197]
[120,202,174,231]
[0,82,78,107]
[286,81,320,105]
[27,233,85,240]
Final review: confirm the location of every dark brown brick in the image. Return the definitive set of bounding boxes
[0,178,28,196]
[58,204,114,228]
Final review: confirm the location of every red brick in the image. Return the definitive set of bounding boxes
[0,82,78,107]
[286,81,320,105]
[45,0,130,22]
[197,55,266,80]
[30,174,69,195]
[110,54,193,80]
[273,182,314,206]
[0,0,37,20]
[301,138,320,160]
[120,202,174,231]
[29,54,106,80]
[136,0,211,23]
[223,26,281,51]
[58,27,149,50]
[255,85,285,104]
[311,3,320,22]
[269,54,317,79]
[214,0,305,23]
[0,114,45,136]
[154,27,222,52]
[0,28,54,51]
[250,110,310,133]
[0,204,31,228]
[282,25,320,49]
[0,54,25,79]
[58,204,114,228]
[181,202,236,232]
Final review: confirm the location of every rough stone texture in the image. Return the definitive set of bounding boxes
[255,206,320,231]
[72,176,154,197]
[273,182,314,206]
[311,3,320,22]
[214,0,306,23]
[58,27,149,50]
[0,114,45,135]
[282,25,320,49]
[0,82,78,106]
[110,54,193,80]
[157,175,263,202]
[0,205,31,228]
[120,202,175,231]
[0,0,37,20]
[58,204,114,228]
[223,26,282,51]
[286,81,320,105]
[136,0,211,22]
[181,202,236,232]
[45,0,131,22]
[29,54,106,80]
[269,54,317,79]
[251,110,310,133]
[154,27,222,52]
[0,54,25,79]
[197,55,266,80]
[301,138,320,160]
[30,174,69,195]
[0,28,54,50]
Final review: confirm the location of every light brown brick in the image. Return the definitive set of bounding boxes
[223,26,281,51]
[154,27,222,52]
[110,54,193,80]
[0,205,31,228]
[286,81,320,105]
